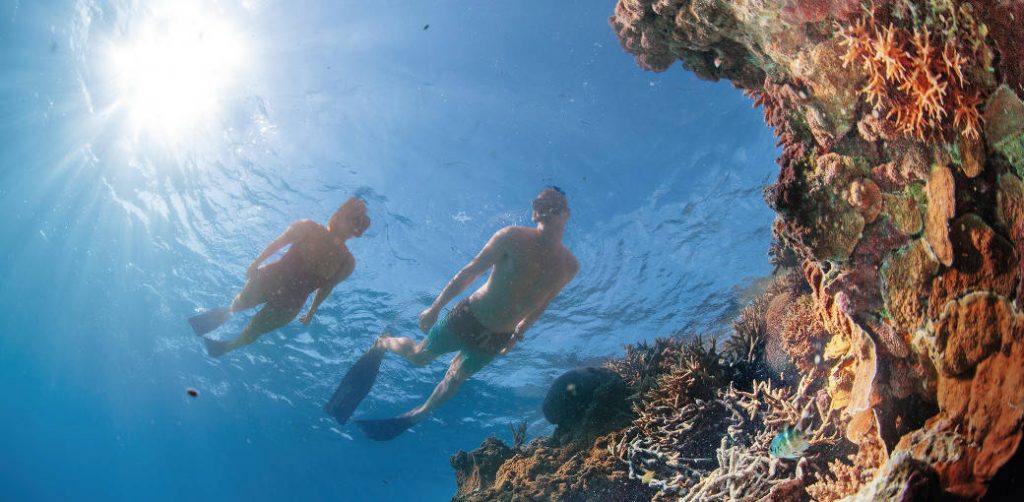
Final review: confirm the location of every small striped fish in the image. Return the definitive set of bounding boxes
[769,426,809,459]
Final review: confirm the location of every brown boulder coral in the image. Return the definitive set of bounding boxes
[927,214,1018,321]
[933,293,1016,377]
[899,313,1024,499]
[996,173,1024,241]
[882,238,940,334]
[882,192,923,236]
[778,294,828,374]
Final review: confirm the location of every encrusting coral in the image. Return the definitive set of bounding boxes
[451,0,1024,499]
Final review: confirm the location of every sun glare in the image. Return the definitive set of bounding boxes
[106,2,247,140]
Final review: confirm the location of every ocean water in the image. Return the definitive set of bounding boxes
[0,1,777,500]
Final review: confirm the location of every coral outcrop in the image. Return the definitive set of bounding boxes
[451,0,1024,499]
[602,0,1024,498]
[542,367,632,445]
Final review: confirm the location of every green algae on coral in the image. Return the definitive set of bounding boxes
[985,85,1024,176]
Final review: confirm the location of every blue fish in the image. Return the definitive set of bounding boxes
[769,426,809,459]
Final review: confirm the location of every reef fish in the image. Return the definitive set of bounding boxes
[769,426,808,459]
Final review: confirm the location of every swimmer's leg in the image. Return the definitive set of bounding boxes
[355,353,475,441]
[188,275,265,337]
[230,275,266,313]
[374,331,442,367]
[205,306,298,357]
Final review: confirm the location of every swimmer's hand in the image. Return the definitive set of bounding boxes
[246,262,260,279]
[499,329,524,355]
[418,307,439,334]
[299,312,313,325]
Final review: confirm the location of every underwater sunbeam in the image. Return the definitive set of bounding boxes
[104,1,247,141]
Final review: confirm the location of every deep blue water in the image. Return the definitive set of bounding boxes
[0,1,777,500]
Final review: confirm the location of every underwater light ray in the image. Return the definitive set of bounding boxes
[102,0,249,143]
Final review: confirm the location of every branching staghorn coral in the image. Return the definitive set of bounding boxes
[806,429,889,501]
[726,294,769,365]
[603,336,685,393]
[615,371,844,500]
[640,336,725,411]
[509,421,528,451]
[839,0,986,141]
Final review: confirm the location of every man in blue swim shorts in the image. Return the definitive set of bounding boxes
[352,187,579,440]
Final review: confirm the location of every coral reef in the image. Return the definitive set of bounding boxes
[601,0,1024,498]
[451,0,1024,499]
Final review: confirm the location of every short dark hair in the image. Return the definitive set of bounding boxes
[533,186,569,220]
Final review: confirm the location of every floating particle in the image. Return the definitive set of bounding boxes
[186,388,199,397]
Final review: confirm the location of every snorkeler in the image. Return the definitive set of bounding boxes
[326,187,578,441]
[188,197,371,357]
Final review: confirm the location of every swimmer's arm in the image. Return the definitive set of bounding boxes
[419,228,512,332]
[433,228,511,310]
[301,254,355,325]
[248,220,312,277]
[503,258,579,353]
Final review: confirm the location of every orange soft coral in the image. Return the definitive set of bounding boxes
[840,2,985,142]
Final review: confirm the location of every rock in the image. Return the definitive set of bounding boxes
[985,85,1024,176]
[451,436,515,497]
[925,166,956,267]
[927,214,1018,321]
[542,367,631,442]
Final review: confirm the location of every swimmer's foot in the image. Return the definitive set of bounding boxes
[188,307,233,337]
[204,338,232,358]
[324,342,387,425]
[371,331,392,352]
[354,414,418,441]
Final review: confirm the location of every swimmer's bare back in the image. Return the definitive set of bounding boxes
[191,197,371,357]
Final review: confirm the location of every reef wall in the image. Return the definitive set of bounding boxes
[450,1,1024,500]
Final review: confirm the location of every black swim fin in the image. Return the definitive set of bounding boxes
[188,308,233,336]
[354,415,417,441]
[324,347,386,425]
